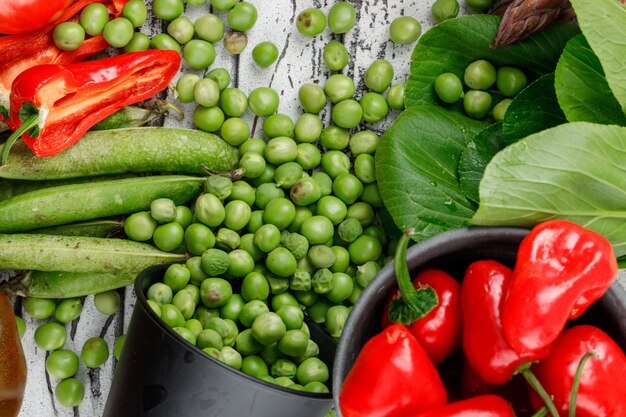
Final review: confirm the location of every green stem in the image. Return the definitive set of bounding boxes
[521,368,560,417]
[531,407,549,417]
[0,114,38,166]
[394,228,417,306]
[569,351,597,417]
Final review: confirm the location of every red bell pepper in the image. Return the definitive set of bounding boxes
[502,220,618,354]
[406,395,516,417]
[382,268,462,365]
[0,0,73,35]
[1,50,181,161]
[529,325,626,417]
[0,291,27,417]
[0,0,127,120]
[339,324,448,417]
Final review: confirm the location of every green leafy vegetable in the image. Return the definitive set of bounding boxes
[554,34,626,126]
[458,122,505,204]
[570,0,626,116]
[376,104,487,242]
[405,14,579,108]
[472,122,626,257]
[502,73,566,144]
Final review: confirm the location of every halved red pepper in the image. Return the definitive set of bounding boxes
[339,324,448,417]
[0,0,73,35]
[502,220,618,354]
[0,0,127,120]
[529,325,626,417]
[406,395,516,417]
[2,50,181,161]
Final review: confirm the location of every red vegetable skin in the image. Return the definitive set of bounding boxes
[407,395,516,417]
[529,325,626,417]
[0,292,27,417]
[502,220,618,354]
[0,0,72,35]
[382,269,462,365]
[339,324,448,417]
[461,260,551,385]
[5,50,181,158]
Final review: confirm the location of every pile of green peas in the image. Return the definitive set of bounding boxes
[19,293,125,407]
[434,59,528,120]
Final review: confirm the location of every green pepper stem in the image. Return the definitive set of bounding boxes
[531,407,549,417]
[521,368,560,417]
[568,351,597,417]
[0,114,38,166]
[394,228,417,306]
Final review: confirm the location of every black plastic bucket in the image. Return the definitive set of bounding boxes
[103,265,335,417]
[332,226,626,417]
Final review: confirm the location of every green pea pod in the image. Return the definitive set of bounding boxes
[0,234,186,273]
[0,175,204,233]
[28,219,123,238]
[0,127,239,180]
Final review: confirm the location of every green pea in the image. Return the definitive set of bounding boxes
[195,193,225,227]
[273,162,302,189]
[197,328,223,350]
[175,74,201,104]
[323,41,349,71]
[263,113,295,138]
[296,143,322,170]
[227,1,258,32]
[227,249,255,278]
[168,16,194,44]
[321,150,351,178]
[265,136,298,165]
[94,290,121,316]
[160,304,186,328]
[432,0,460,22]
[327,272,353,302]
[184,284,201,306]
[206,176,233,201]
[347,201,375,226]
[239,300,270,327]
[34,322,66,351]
[195,14,224,43]
[174,206,194,233]
[328,2,356,34]
[240,152,267,179]
[201,248,230,276]
[241,272,270,301]
[222,117,250,146]
[278,330,309,357]
[151,198,177,223]
[220,87,248,117]
[325,305,350,338]
[389,16,421,44]
[386,83,406,110]
[81,336,109,368]
[122,0,147,27]
[200,278,233,308]
[253,41,279,68]
[348,234,383,264]
[295,113,323,143]
[330,246,351,273]
[219,294,245,322]
[349,130,378,155]
[206,68,232,91]
[24,297,56,319]
[236,329,263,355]
[185,319,203,338]
[464,59,497,90]
[55,378,84,408]
[324,74,355,103]
[253,164,277,186]
[53,22,85,51]
[356,261,381,287]
[173,289,197,319]
[255,183,284,209]
[46,349,79,379]
[54,298,82,325]
[150,33,182,53]
[184,39,216,69]
[337,217,362,242]
[184,223,215,255]
[287,207,313,233]
[316,195,347,225]
[301,215,335,244]
[239,138,266,156]
[434,72,463,104]
[306,297,333,322]
[467,0,494,11]
[299,83,327,114]
[296,8,326,37]
[123,32,151,52]
[322,123,352,149]
[308,245,336,269]
[221,346,243,369]
[493,98,512,121]
[266,247,297,277]
[248,87,280,117]
[294,290,318,307]
[312,172,333,197]
[103,18,133,48]
[173,326,196,345]
[146,300,161,316]
[496,66,528,97]
[14,316,25,339]
[193,78,220,108]
[211,0,237,11]
[290,175,322,206]
[360,92,389,123]
[152,222,184,252]
[148,282,174,305]
[224,200,252,231]
[276,305,304,331]
[463,90,492,119]
[305,381,329,393]
[354,153,376,184]
[364,59,394,93]
[294,338,320,363]
[152,0,184,20]
[187,256,209,286]
[263,198,296,230]
[223,31,248,54]
[333,173,364,204]
[271,358,297,379]
[217,227,241,251]
[194,105,225,132]
[251,312,287,346]
[80,3,109,36]
[241,355,269,377]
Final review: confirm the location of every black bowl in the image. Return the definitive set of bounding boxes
[103,265,335,417]
[332,226,626,416]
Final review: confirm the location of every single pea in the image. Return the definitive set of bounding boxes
[55,378,84,408]
[253,41,279,68]
[195,14,225,43]
[327,272,354,302]
[193,106,225,132]
[216,228,241,251]
[161,304,186,328]
[361,182,383,208]
[194,305,219,327]
[246,211,265,235]
[175,205,194,228]
[206,68,232,91]
[201,248,230,276]
[241,272,270,302]
[389,16,421,44]
[348,234,383,264]
[197,328,224,350]
[200,278,233,308]
[94,290,121,315]
[224,200,252,231]
[307,245,336,269]
[296,143,322,170]
[263,198,296,230]
[364,59,394,93]
[194,78,221,109]
[151,198,177,223]
[274,162,304,189]
[266,247,297,277]
[150,33,182,53]
[227,1,258,32]
[184,223,215,255]
[265,136,298,165]
[239,300,271,327]
[278,329,309,357]
[103,18,134,48]
[349,130,379,155]
[330,246,351,273]
[113,335,126,361]
[123,32,151,52]
[272,359,297,379]
[304,381,329,393]
[248,87,279,117]
[53,22,85,51]
[195,193,226,227]
[282,232,310,261]
[174,326,197,345]
[311,172,333,197]
[331,99,362,129]
[323,41,349,71]
[240,138,266,156]
[386,83,405,110]
[306,297,333,323]
[363,224,388,246]
[147,282,173,305]
[187,257,209,286]
[287,207,313,233]
[255,183,285,209]
[295,113,323,143]
[217,294,244,323]
[15,316,25,339]
[464,59,497,90]
[325,305,350,338]
[354,153,376,184]
[496,66,528,97]
[240,233,265,262]
[251,312,287,346]
[242,355,269,377]
[227,249,255,278]
[333,173,364,204]
[347,201,375,226]
[221,117,250,146]
[221,346,243,369]
[46,349,79,379]
[356,261,381,287]
[298,83,327,114]
[122,0,147,27]
[211,0,237,11]
[205,176,232,201]
[176,74,200,104]
[224,31,248,54]
[220,87,248,117]
[235,329,263,355]
[432,0,459,22]
[185,319,203,338]
[300,215,334,244]
[290,175,321,206]
[80,3,109,36]
[184,285,201,307]
[337,217,362,242]
[184,39,216,69]
[153,0,184,20]
[467,0,494,11]
[328,2,356,34]
[321,150,351,178]
[434,72,463,104]
[152,222,185,252]
[34,322,66,351]
[296,8,326,37]
[493,98,512,121]
[463,90,492,119]
[253,164,277,187]
[360,92,389,123]
[163,264,191,292]
[240,152,266,179]
[168,16,195,44]
[24,297,56,319]
[276,305,304,331]
[263,114,294,138]
[81,336,109,368]
[316,195,347,225]
[324,74,355,103]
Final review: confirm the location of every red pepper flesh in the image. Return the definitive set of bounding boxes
[0,0,73,35]
[461,260,551,385]
[502,220,618,354]
[406,395,516,417]
[382,268,462,365]
[339,324,448,417]
[7,50,181,157]
[529,325,626,417]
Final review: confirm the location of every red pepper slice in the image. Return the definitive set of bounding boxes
[0,291,27,417]
[0,0,73,35]
[339,324,448,417]
[382,268,462,365]
[405,395,516,417]
[2,50,181,160]
[502,220,618,354]
[529,325,626,417]
[0,0,127,120]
